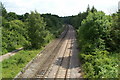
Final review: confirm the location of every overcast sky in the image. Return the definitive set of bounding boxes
[1,0,120,16]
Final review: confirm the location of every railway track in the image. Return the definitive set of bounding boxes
[16,25,82,79]
[34,27,70,78]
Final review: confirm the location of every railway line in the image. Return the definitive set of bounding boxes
[16,25,82,79]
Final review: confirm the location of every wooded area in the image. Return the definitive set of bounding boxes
[63,6,120,78]
[0,2,119,78]
[1,3,63,55]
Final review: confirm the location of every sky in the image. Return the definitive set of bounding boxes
[1,0,120,17]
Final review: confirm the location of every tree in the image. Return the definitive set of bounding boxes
[24,13,29,21]
[17,13,29,22]
[78,11,118,78]
[86,4,90,14]
[0,2,7,17]
[91,6,97,13]
[6,12,18,21]
[41,14,63,37]
[78,11,112,51]
[27,11,48,48]
[2,20,29,54]
[110,11,120,51]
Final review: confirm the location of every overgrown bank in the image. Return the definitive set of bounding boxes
[1,3,64,78]
[78,11,119,78]
[1,49,41,78]
[63,6,119,78]
[1,2,120,78]
[1,3,63,55]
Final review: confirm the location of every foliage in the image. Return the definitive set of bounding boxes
[110,12,120,51]
[17,13,29,22]
[1,2,119,78]
[2,20,29,55]
[78,11,112,51]
[27,11,53,48]
[81,50,119,78]
[62,6,97,29]
[78,11,119,78]
[2,9,64,78]
[41,14,63,38]
[2,49,42,78]
[6,12,18,21]
[2,10,63,54]
[0,2,7,17]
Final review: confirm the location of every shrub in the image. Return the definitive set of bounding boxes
[78,11,119,78]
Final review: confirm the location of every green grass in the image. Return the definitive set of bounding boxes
[1,45,23,56]
[1,48,43,78]
[1,26,65,78]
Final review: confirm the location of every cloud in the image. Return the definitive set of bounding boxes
[1,0,119,16]
[118,1,120,9]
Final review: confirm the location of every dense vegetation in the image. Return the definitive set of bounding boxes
[62,5,97,29]
[1,3,64,78]
[0,2,119,78]
[64,6,119,78]
[78,11,119,78]
[1,3,63,55]
[1,48,42,78]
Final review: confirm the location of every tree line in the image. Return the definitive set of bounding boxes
[0,3,63,55]
[63,6,119,78]
[0,2,119,78]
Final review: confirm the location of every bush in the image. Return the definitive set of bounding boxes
[78,11,119,78]
[2,20,29,55]
[2,49,41,78]
[27,11,53,49]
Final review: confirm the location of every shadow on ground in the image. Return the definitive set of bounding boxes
[54,56,81,69]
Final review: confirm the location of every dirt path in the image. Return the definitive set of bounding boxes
[16,25,82,79]
[0,48,23,62]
